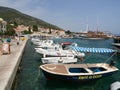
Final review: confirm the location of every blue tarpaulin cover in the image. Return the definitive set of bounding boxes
[70,46,116,53]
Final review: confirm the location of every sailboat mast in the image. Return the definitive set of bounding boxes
[97,16,99,32]
[86,17,89,33]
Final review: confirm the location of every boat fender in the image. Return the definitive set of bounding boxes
[43,54,46,58]
[58,59,63,63]
[79,57,84,63]
[80,57,84,61]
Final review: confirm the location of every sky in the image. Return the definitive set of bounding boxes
[0,0,120,34]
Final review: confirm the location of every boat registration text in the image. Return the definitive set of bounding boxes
[79,75,102,80]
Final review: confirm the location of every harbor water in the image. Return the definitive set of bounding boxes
[12,38,120,90]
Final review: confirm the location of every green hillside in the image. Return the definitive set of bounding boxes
[0,6,62,30]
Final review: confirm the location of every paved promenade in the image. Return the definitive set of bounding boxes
[0,39,27,90]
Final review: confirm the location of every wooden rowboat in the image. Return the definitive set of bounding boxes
[40,63,118,82]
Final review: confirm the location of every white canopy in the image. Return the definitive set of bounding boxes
[70,46,116,53]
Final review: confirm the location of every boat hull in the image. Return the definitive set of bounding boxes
[41,57,77,64]
[35,48,85,58]
[112,36,120,53]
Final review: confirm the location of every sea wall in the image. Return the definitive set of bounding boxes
[0,39,27,90]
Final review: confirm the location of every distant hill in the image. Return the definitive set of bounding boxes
[0,6,62,30]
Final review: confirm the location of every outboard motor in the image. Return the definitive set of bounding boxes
[109,60,116,67]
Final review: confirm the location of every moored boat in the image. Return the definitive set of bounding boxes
[40,63,118,82]
[41,55,77,64]
[35,47,85,58]
[112,35,120,53]
[40,46,119,82]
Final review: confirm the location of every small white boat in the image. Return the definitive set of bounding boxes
[34,40,54,46]
[35,47,85,58]
[31,37,41,44]
[37,43,60,50]
[41,55,77,64]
